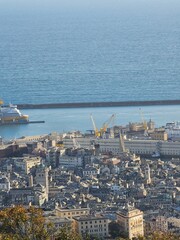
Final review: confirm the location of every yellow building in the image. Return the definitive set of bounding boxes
[25,157,42,174]
[55,207,90,220]
[73,215,109,239]
[117,206,144,239]
[150,129,168,141]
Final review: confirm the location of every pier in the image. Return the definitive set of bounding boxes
[17,100,180,109]
[0,121,45,126]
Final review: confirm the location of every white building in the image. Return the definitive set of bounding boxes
[63,137,180,156]
[59,155,83,168]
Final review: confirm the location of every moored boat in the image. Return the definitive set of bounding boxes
[0,100,29,125]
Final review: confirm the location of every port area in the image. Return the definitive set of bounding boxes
[0,121,45,126]
[17,99,180,109]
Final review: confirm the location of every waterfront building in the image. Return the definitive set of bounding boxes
[63,137,180,156]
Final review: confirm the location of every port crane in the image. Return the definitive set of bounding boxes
[90,114,115,137]
[90,114,100,137]
[139,108,148,130]
[100,114,116,135]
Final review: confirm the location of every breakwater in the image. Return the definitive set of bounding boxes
[17,100,180,109]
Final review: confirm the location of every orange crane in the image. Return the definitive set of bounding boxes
[100,114,116,135]
[90,114,100,137]
[90,114,115,137]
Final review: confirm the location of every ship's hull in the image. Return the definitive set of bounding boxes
[0,116,29,125]
[0,121,29,126]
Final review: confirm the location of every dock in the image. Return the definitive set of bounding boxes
[17,100,180,109]
[0,121,45,126]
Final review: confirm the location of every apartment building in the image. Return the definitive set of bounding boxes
[14,156,42,174]
[55,207,90,220]
[73,215,109,239]
[117,206,144,239]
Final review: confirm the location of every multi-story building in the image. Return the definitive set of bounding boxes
[59,155,83,168]
[63,137,180,156]
[35,166,49,201]
[55,207,90,220]
[46,147,60,168]
[14,156,42,174]
[148,216,168,233]
[83,166,99,177]
[73,215,109,239]
[150,129,168,141]
[117,206,144,239]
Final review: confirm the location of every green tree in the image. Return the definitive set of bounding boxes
[109,221,121,239]
[55,226,81,240]
[0,205,52,240]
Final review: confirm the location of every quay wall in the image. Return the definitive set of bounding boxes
[17,100,180,109]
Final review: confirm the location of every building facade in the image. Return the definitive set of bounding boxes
[117,206,144,239]
[55,207,90,220]
[73,215,109,239]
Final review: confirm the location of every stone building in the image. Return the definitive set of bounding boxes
[73,215,109,239]
[117,205,144,239]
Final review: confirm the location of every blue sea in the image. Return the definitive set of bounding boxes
[0,0,180,139]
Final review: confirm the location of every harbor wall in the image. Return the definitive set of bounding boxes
[17,100,180,109]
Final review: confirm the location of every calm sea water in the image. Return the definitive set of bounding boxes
[0,1,180,139]
[0,0,180,104]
